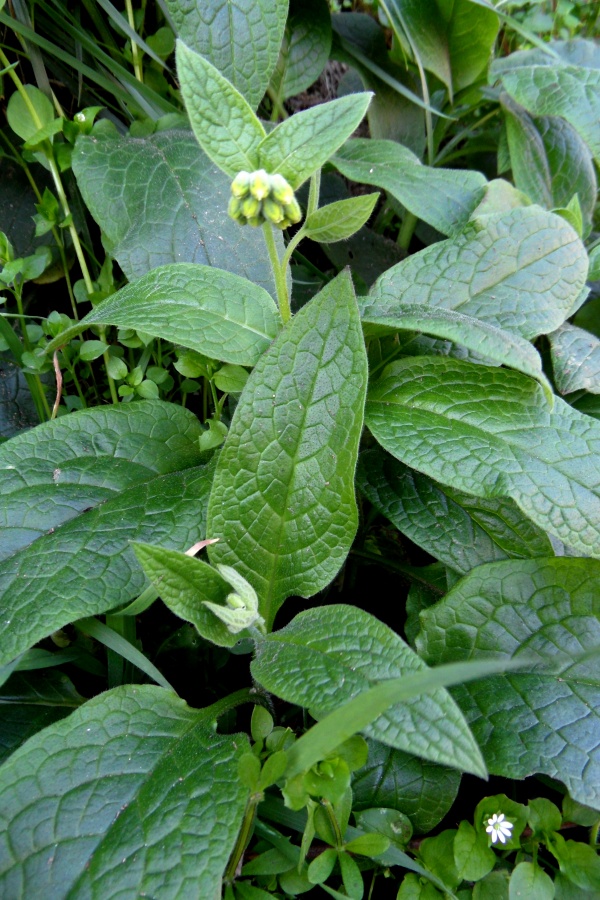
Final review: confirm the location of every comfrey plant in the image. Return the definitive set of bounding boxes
[0,3,600,898]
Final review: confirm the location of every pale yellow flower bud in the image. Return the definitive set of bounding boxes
[262,197,284,224]
[231,171,251,198]
[249,169,271,200]
[269,173,294,206]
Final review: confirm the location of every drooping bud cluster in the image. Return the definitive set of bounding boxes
[228,169,302,229]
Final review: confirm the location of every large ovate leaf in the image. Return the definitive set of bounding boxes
[362,305,552,397]
[252,605,486,777]
[365,356,600,558]
[332,139,487,237]
[416,558,600,810]
[502,95,597,229]
[167,0,288,110]
[270,0,332,102]
[357,448,554,576]
[493,41,600,161]
[549,323,600,396]
[442,0,499,93]
[72,130,280,296]
[363,206,588,340]
[0,670,84,765]
[257,93,372,190]
[0,402,214,666]
[207,271,367,629]
[0,685,248,896]
[47,264,280,366]
[352,739,461,834]
[176,40,265,175]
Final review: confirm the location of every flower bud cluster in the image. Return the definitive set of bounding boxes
[228,170,302,229]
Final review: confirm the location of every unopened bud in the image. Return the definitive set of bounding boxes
[247,215,264,227]
[228,196,243,220]
[250,169,271,200]
[283,197,302,224]
[270,174,294,205]
[231,171,251,198]
[241,195,261,218]
[275,217,292,230]
[262,197,284,224]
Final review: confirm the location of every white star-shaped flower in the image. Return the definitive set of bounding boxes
[486,812,514,844]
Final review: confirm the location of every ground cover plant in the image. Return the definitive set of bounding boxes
[0,0,600,896]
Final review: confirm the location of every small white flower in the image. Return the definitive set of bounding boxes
[485,812,514,845]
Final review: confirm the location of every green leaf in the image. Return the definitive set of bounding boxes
[206,271,367,629]
[443,0,499,93]
[509,862,554,900]
[72,130,282,296]
[365,356,600,558]
[397,873,444,899]
[363,207,588,340]
[549,323,600,396]
[6,84,55,142]
[270,0,332,102]
[252,605,486,776]
[258,93,372,189]
[357,448,554,576]
[362,305,553,399]
[453,821,495,882]
[352,738,461,834]
[213,364,249,393]
[497,61,600,161]
[0,685,249,896]
[308,848,337,884]
[418,829,460,892]
[548,833,600,891]
[474,869,510,899]
[332,138,487,238]
[176,40,265,176]
[354,807,412,852]
[166,0,288,109]
[502,95,597,229]
[0,402,213,667]
[383,0,452,96]
[0,670,84,765]
[528,798,562,835]
[133,543,241,648]
[304,194,379,243]
[47,264,280,366]
[416,557,600,810]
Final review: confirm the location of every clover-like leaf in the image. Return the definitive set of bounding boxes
[417,557,600,810]
[0,685,248,896]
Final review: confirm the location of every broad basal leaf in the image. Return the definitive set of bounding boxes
[252,605,486,776]
[0,402,213,667]
[365,356,600,558]
[207,271,367,629]
[493,41,600,160]
[0,670,84,765]
[443,0,499,93]
[549,322,600,396]
[270,0,332,101]
[72,130,281,296]
[352,739,461,834]
[176,40,265,175]
[416,558,600,810]
[258,93,372,190]
[382,0,452,96]
[362,305,552,397]
[46,264,280,366]
[0,685,248,897]
[167,0,288,109]
[357,448,553,576]
[501,95,597,229]
[332,139,486,237]
[363,206,588,340]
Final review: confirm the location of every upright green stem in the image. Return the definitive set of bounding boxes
[306,170,321,218]
[124,0,144,83]
[224,794,261,883]
[397,211,417,251]
[263,223,291,324]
